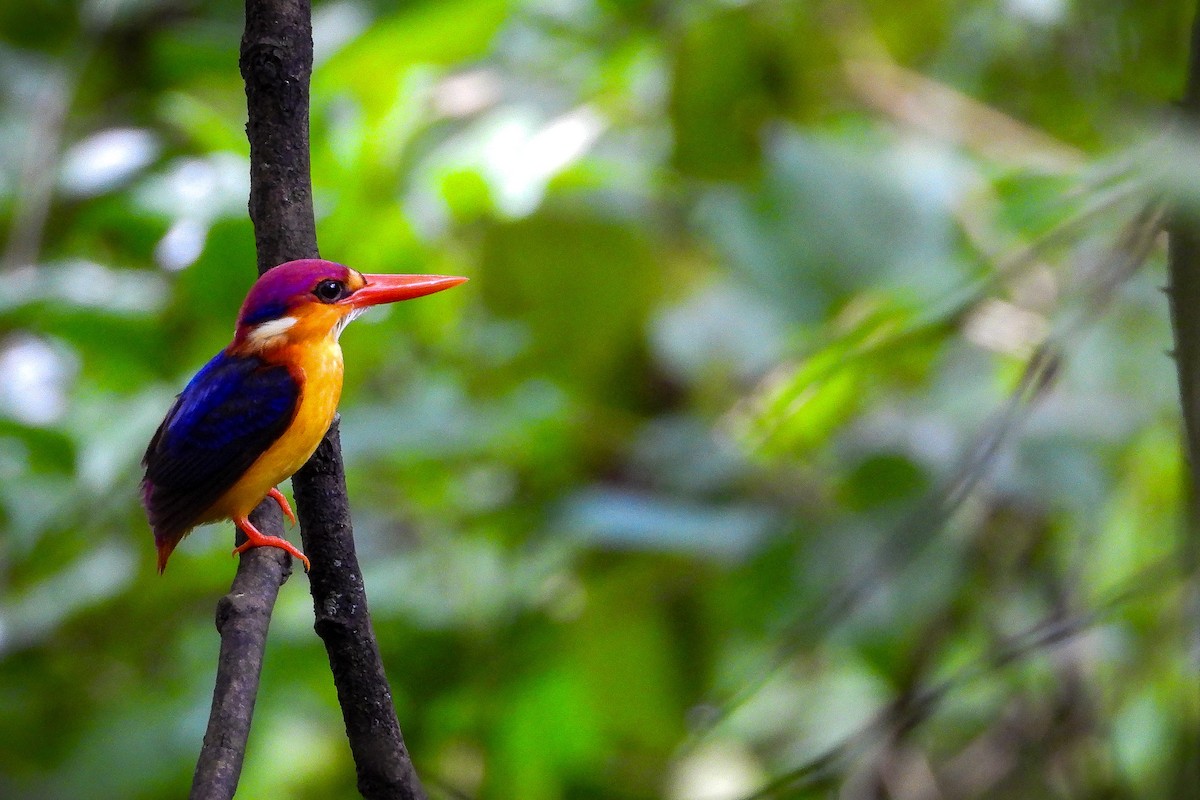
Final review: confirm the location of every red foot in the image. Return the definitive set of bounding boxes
[268,487,297,526]
[232,515,310,572]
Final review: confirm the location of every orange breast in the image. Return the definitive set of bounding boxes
[205,338,344,520]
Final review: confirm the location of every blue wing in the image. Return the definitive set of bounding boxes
[141,350,300,544]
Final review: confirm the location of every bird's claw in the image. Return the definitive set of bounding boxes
[268,487,297,527]
[232,515,311,571]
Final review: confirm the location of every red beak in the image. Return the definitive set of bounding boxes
[343,274,467,308]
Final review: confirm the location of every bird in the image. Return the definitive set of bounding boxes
[141,258,466,574]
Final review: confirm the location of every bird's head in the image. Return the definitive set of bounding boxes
[231,259,466,351]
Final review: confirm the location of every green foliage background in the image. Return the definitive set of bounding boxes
[0,1,1193,798]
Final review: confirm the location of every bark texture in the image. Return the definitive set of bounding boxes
[1171,12,1200,538]
[242,0,426,796]
[295,420,428,799]
[1167,7,1200,795]
[191,0,426,797]
[241,0,319,270]
[190,506,292,800]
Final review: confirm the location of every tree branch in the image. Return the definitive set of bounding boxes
[240,0,427,797]
[191,0,424,796]
[293,420,427,799]
[188,0,321,794]
[240,0,319,271]
[1166,7,1200,793]
[1169,9,1200,546]
[191,505,292,800]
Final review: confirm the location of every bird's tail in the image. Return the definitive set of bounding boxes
[156,538,177,574]
[143,477,185,574]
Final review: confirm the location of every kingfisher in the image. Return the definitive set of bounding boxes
[141,258,466,574]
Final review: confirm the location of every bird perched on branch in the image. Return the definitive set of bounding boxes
[141,259,466,573]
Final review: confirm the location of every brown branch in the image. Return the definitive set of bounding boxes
[1169,9,1200,550]
[1166,7,1200,793]
[241,0,319,272]
[190,505,292,800]
[191,0,424,797]
[240,0,428,798]
[188,0,321,794]
[294,422,427,799]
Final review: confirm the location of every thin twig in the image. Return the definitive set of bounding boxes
[1165,6,1200,790]
[736,557,1177,800]
[1,41,99,273]
[690,199,1164,763]
[1168,11,1200,560]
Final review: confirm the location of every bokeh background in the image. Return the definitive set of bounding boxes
[0,0,1194,798]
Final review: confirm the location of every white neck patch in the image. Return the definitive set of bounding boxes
[246,316,298,347]
[333,308,366,341]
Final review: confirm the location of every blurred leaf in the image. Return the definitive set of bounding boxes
[480,212,657,397]
[736,297,941,459]
[0,421,74,474]
[0,1,1191,798]
[317,0,510,116]
[489,663,603,800]
[670,7,766,179]
[561,486,776,559]
[838,452,929,511]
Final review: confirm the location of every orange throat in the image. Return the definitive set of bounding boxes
[207,322,346,524]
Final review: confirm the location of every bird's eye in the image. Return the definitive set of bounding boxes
[313,279,345,303]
